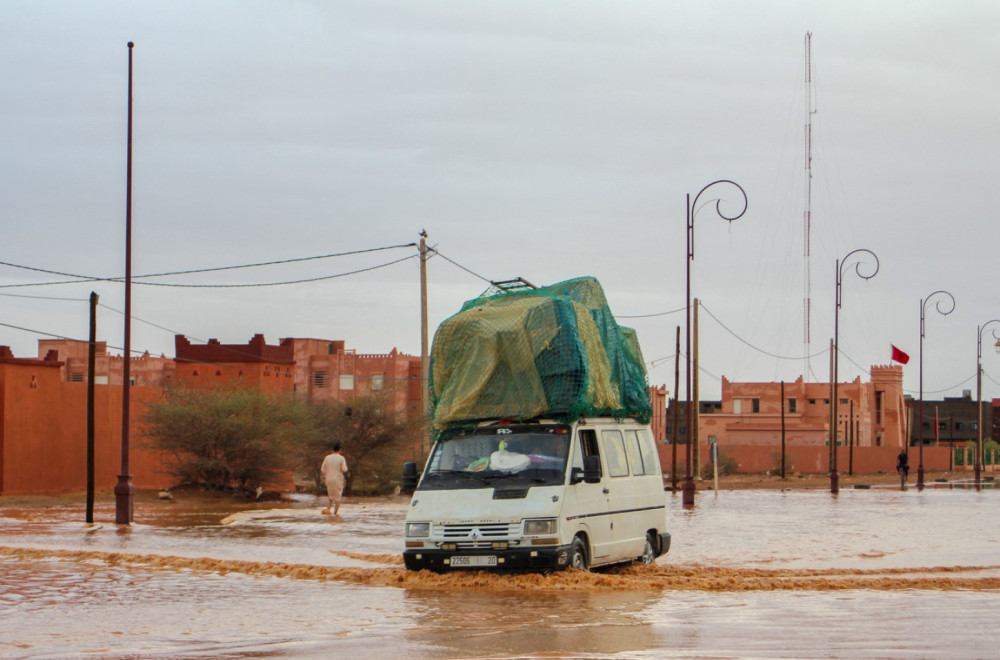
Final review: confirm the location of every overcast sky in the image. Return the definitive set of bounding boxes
[3,1,999,404]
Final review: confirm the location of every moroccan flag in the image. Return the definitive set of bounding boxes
[891,344,910,365]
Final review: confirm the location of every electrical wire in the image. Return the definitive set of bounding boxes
[0,291,89,301]
[0,243,418,289]
[426,247,493,285]
[616,306,685,319]
[700,302,829,361]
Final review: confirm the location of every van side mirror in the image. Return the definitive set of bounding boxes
[401,462,419,493]
[583,455,602,484]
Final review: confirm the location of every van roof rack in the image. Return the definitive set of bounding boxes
[488,277,537,294]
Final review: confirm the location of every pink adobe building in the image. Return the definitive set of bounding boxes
[38,339,175,388]
[701,364,907,449]
[171,334,423,415]
[34,334,423,415]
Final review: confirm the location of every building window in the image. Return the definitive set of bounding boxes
[938,422,947,430]
[875,391,883,425]
[69,372,85,383]
[371,373,384,391]
[339,374,355,390]
[752,398,760,413]
[788,398,797,413]
[734,399,742,414]
[840,398,848,405]
[312,371,328,388]
[955,422,963,430]
[808,399,816,405]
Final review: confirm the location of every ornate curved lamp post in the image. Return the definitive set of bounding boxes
[917,291,955,490]
[832,248,879,494]
[115,41,136,525]
[975,320,1000,490]
[683,180,748,506]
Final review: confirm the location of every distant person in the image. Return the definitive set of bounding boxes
[896,450,909,482]
[320,443,349,515]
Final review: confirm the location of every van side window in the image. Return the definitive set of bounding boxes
[636,428,659,475]
[601,430,629,477]
[624,430,645,475]
[574,429,600,471]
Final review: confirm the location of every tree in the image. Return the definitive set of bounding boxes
[143,385,307,492]
[291,391,424,495]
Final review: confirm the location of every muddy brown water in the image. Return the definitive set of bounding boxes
[2,486,998,658]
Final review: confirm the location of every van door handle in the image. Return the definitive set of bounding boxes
[602,488,610,494]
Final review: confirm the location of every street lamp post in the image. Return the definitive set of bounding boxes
[975,320,1000,490]
[832,249,879,494]
[917,291,955,490]
[114,41,136,525]
[684,180,748,506]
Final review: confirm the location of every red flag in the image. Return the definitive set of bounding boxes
[891,344,910,365]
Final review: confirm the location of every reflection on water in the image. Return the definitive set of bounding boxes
[2,488,999,658]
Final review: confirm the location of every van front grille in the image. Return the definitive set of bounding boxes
[439,522,519,548]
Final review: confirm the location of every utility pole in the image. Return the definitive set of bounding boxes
[692,298,700,480]
[419,230,430,458]
[780,380,786,479]
[672,326,680,491]
[87,292,98,524]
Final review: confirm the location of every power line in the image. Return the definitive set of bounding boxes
[0,243,417,289]
[426,247,493,284]
[616,306,685,319]
[700,302,828,361]
[0,291,89,301]
[132,253,418,288]
[0,321,81,342]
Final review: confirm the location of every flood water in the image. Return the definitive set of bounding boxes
[2,484,999,659]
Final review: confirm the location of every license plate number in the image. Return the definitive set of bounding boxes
[450,555,497,568]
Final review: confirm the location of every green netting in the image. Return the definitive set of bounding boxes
[429,276,652,429]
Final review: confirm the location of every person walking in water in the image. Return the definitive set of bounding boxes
[896,450,909,489]
[321,443,349,515]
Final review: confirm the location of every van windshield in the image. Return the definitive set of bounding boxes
[419,424,571,490]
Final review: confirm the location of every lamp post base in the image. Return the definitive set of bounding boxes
[916,465,925,491]
[114,474,135,525]
[830,470,839,494]
[681,476,696,506]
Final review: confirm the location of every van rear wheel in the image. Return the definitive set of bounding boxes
[639,532,656,565]
[569,537,589,571]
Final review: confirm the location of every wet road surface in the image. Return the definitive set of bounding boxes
[2,485,998,659]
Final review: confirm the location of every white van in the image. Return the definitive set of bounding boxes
[402,417,670,572]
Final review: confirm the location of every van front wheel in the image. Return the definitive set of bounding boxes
[569,537,589,571]
[639,532,657,565]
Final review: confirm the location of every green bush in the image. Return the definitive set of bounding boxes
[143,386,424,496]
[142,386,306,493]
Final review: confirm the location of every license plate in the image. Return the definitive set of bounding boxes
[450,555,497,568]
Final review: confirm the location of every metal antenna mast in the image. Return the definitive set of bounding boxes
[804,32,815,380]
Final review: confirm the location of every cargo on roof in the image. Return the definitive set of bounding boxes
[429,276,652,429]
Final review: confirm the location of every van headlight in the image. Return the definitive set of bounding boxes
[406,522,431,538]
[523,518,557,536]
